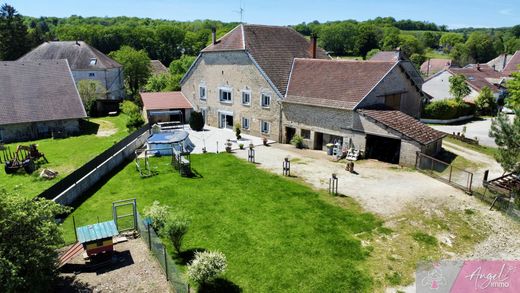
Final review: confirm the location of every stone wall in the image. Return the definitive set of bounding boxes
[73,67,125,100]
[181,51,282,141]
[357,64,422,118]
[0,119,80,143]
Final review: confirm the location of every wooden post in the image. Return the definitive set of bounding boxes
[164,246,169,281]
[73,215,78,242]
[148,224,152,250]
[133,198,137,231]
[448,166,453,183]
[283,157,290,176]
[468,173,473,194]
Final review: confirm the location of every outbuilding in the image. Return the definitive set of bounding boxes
[77,220,119,257]
[141,92,193,125]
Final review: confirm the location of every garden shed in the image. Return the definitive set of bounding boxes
[77,220,119,257]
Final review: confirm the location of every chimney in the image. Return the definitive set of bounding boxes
[492,64,496,71]
[311,34,317,59]
[75,40,80,46]
[502,54,508,70]
[476,63,481,71]
[211,27,217,45]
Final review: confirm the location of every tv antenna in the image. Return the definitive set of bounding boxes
[234,1,244,23]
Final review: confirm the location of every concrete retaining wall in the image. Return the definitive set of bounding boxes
[52,130,149,206]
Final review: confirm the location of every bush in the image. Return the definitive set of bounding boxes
[144,201,169,233]
[290,134,304,149]
[120,100,140,115]
[126,112,145,130]
[475,86,497,116]
[423,99,475,120]
[189,111,205,131]
[165,215,190,254]
[187,251,227,286]
[234,123,241,140]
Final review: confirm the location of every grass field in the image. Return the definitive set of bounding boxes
[1,115,129,199]
[62,154,384,292]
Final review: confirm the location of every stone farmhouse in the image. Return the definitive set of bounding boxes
[19,41,124,112]
[0,60,87,143]
[181,24,445,166]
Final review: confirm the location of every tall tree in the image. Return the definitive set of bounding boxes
[356,24,381,59]
[0,191,71,292]
[449,74,471,102]
[465,31,496,63]
[506,71,520,110]
[489,113,520,174]
[439,32,464,52]
[77,79,107,116]
[109,46,151,98]
[0,4,29,60]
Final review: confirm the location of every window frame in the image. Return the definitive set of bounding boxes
[199,85,207,100]
[261,93,271,108]
[301,129,311,139]
[242,117,250,130]
[219,87,233,104]
[88,72,95,77]
[260,120,270,134]
[241,90,251,106]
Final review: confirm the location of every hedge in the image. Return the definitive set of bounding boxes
[423,99,475,120]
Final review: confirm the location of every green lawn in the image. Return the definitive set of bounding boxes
[61,154,383,292]
[444,137,498,158]
[1,115,129,199]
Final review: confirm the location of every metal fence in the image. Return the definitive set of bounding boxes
[37,124,150,201]
[415,152,474,194]
[136,212,189,293]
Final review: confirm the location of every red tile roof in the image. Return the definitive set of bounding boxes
[285,59,396,109]
[202,24,329,95]
[503,50,520,76]
[141,92,192,110]
[448,65,502,93]
[420,59,452,75]
[369,51,404,62]
[357,107,446,145]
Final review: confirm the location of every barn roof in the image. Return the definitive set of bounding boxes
[150,60,169,75]
[200,24,330,95]
[141,91,193,110]
[285,59,396,110]
[18,41,121,70]
[357,106,446,145]
[0,60,87,125]
[77,220,119,244]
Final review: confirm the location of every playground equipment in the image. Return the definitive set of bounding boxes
[2,144,48,174]
[135,148,159,178]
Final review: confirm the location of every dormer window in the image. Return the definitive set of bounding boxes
[89,58,97,65]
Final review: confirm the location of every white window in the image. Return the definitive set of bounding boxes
[241,90,251,105]
[89,58,97,65]
[201,108,207,122]
[242,117,250,129]
[261,93,271,108]
[89,72,95,77]
[219,88,232,103]
[199,86,206,100]
[260,120,270,134]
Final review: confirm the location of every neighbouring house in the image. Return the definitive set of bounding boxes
[181,24,329,141]
[150,60,169,75]
[18,41,124,113]
[420,58,452,77]
[422,64,506,103]
[141,92,193,124]
[501,50,520,76]
[0,60,87,143]
[283,58,444,166]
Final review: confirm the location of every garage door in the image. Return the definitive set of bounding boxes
[365,134,401,164]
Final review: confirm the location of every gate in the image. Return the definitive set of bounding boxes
[415,152,474,194]
[112,198,137,232]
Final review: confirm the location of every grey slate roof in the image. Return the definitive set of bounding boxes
[18,41,121,70]
[0,60,87,125]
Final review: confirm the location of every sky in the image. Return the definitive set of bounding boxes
[7,0,520,29]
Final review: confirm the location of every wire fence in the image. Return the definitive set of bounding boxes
[136,212,189,293]
[415,152,474,194]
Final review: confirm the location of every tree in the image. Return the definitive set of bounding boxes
[187,251,227,286]
[506,71,520,110]
[165,215,190,254]
[420,31,440,49]
[169,55,196,75]
[475,86,497,116]
[450,43,474,66]
[0,4,29,60]
[449,74,471,102]
[355,24,381,58]
[489,113,520,174]
[465,31,496,63]
[77,80,106,116]
[119,100,144,130]
[144,73,178,92]
[366,48,381,60]
[189,111,205,131]
[439,32,464,52]
[381,27,400,51]
[0,191,71,292]
[410,53,426,70]
[319,22,358,56]
[109,46,151,97]
[398,34,423,56]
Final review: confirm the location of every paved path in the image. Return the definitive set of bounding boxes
[185,126,274,154]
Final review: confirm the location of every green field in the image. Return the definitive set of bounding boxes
[62,154,383,292]
[1,115,129,199]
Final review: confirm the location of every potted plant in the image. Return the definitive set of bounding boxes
[239,143,244,150]
[263,137,268,146]
[290,135,304,149]
[202,147,207,153]
[235,123,242,140]
[225,139,232,153]
[249,142,254,149]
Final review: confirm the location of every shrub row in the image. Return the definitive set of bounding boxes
[423,99,476,120]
